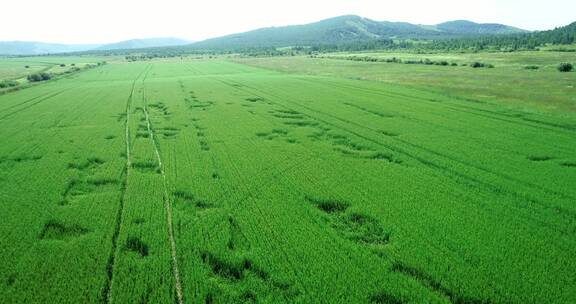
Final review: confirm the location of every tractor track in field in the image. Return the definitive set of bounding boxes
[0,89,71,120]
[180,70,314,298]
[212,76,547,303]
[142,76,184,304]
[297,80,576,202]
[234,76,576,201]
[217,77,576,225]
[104,64,150,304]
[0,90,58,113]
[314,77,576,133]
[225,72,576,239]
[216,139,313,298]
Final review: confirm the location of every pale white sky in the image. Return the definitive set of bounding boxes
[1,0,574,44]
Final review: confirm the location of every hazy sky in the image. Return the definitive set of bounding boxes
[1,0,574,44]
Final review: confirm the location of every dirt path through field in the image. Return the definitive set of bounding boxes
[142,83,184,304]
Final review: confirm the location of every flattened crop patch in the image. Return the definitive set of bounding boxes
[245,97,266,103]
[68,157,105,171]
[125,236,149,257]
[39,220,89,240]
[369,292,404,304]
[527,155,553,162]
[132,161,159,173]
[335,213,390,245]
[173,190,214,210]
[306,196,350,214]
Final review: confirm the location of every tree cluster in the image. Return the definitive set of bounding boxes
[27,72,52,82]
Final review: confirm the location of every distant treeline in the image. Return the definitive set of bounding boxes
[428,22,576,51]
[114,40,413,58]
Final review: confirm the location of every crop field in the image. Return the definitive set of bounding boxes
[0,57,575,303]
[237,51,576,112]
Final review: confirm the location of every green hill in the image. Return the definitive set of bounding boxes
[434,20,526,35]
[532,21,576,44]
[188,15,528,50]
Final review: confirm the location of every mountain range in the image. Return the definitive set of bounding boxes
[0,38,190,55]
[93,38,191,51]
[0,15,540,55]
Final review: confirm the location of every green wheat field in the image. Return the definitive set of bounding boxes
[0,53,575,303]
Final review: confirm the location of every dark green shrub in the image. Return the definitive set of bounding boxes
[125,236,148,256]
[27,74,41,82]
[558,63,573,72]
[0,80,19,88]
[471,62,494,68]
